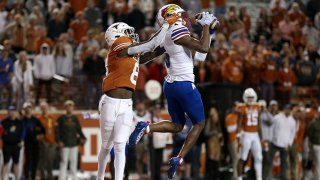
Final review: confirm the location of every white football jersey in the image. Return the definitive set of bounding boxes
[161,23,195,83]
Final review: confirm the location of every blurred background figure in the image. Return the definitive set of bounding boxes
[55,100,86,180]
[132,101,151,178]
[12,51,33,109]
[225,102,239,180]
[21,102,45,180]
[0,45,14,109]
[258,99,274,178]
[205,107,222,180]
[1,106,23,180]
[268,104,296,180]
[307,107,320,180]
[33,43,55,104]
[149,104,171,180]
[38,101,56,180]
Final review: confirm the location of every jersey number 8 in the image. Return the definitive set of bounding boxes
[130,62,139,85]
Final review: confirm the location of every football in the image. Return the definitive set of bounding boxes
[195,13,219,30]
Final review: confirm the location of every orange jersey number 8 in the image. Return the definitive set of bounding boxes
[130,62,139,85]
[246,109,258,126]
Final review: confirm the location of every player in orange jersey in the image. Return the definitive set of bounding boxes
[237,88,263,180]
[97,16,178,180]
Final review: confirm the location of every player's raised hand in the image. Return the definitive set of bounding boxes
[165,14,179,26]
[196,12,219,30]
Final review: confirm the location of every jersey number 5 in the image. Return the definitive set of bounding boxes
[130,62,139,85]
[246,110,258,126]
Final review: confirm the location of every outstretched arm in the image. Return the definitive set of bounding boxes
[175,25,211,53]
[139,46,166,64]
[118,15,178,58]
[174,12,217,53]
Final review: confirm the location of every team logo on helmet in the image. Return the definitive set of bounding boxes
[161,4,184,18]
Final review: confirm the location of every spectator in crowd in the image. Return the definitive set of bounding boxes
[268,104,296,179]
[204,107,222,179]
[225,103,239,180]
[213,0,227,17]
[276,60,297,106]
[25,0,45,15]
[133,101,151,178]
[0,46,14,109]
[47,8,67,41]
[29,5,45,25]
[231,30,251,52]
[1,106,23,180]
[260,51,278,103]
[12,51,33,109]
[269,100,279,115]
[53,41,73,77]
[4,14,26,53]
[34,43,55,104]
[55,100,86,180]
[288,3,306,27]
[25,16,40,54]
[3,40,17,62]
[82,46,105,109]
[288,106,306,179]
[239,7,251,34]
[127,0,145,33]
[278,14,295,41]
[86,30,100,49]
[221,50,244,84]
[244,46,263,89]
[307,106,320,179]
[22,102,45,180]
[258,99,274,178]
[302,18,320,49]
[84,0,102,28]
[271,0,287,28]
[295,51,317,86]
[35,27,54,54]
[149,104,171,180]
[38,101,56,180]
[69,11,89,44]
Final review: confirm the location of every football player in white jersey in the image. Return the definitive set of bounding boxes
[129,4,218,179]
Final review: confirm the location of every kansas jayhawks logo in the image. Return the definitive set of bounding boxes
[161,4,181,18]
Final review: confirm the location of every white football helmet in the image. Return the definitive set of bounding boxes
[105,22,139,47]
[243,88,257,105]
[156,4,185,26]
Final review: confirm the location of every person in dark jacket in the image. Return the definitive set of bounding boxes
[21,102,45,180]
[2,106,24,180]
[307,107,320,179]
[55,100,86,180]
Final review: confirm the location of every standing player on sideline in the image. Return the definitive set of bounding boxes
[129,4,219,179]
[97,16,178,180]
[237,88,263,180]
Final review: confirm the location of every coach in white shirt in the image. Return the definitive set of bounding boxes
[267,104,296,179]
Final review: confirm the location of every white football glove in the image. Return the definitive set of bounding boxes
[196,12,216,26]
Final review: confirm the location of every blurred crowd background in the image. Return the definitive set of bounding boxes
[0,0,319,179]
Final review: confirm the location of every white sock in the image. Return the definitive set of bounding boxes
[114,142,126,180]
[97,147,111,180]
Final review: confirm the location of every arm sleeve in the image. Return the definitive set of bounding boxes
[127,23,170,55]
